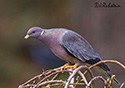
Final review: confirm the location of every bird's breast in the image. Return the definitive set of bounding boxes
[41,30,81,63]
[50,43,75,63]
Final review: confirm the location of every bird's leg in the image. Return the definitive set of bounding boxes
[65,63,78,69]
[57,63,78,71]
[59,63,70,70]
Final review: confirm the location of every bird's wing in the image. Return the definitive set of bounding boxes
[62,31,102,64]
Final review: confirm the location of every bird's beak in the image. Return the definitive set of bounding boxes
[24,35,29,40]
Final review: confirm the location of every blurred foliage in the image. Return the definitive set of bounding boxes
[0,0,125,88]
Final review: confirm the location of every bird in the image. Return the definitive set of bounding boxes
[24,27,119,85]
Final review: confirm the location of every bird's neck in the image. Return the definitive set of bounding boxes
[38,30,58,48]
[38,29,66,49]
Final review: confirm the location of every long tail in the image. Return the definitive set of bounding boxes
[87,58,121,85]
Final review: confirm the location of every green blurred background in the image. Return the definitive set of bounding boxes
[0,0,125,88]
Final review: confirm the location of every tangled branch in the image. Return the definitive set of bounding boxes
[18,60,125,88]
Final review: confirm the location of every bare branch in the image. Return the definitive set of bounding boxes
[84,60,125,76]
[120,82,125,88]
[86,76,106,88]
[18,60,125,88]
[89,60,125,70]
[33,70,72,88]
[65,66,93,88]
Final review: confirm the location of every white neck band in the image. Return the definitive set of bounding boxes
[41,30,44,35]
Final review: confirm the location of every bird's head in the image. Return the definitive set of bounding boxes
[24,27,44,40]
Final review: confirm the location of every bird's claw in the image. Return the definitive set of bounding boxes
[59,63,69,70]
[65,63,78,69]
[57,63,78,71]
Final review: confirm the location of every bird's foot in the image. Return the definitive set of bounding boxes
[59,63,70,70]
[65,63,78,69]
[57,63,78,71]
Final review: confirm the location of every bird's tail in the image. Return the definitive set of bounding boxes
[94,65,120,86]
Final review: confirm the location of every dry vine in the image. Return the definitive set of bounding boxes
[18,60,125,88]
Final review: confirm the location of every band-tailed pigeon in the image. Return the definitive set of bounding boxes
[24,27,119,84]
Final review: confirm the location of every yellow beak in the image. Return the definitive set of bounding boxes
[24,35,29,40]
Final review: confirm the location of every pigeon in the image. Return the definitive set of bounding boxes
[24,27,119,85]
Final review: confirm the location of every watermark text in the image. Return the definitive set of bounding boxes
[94,2,121,8]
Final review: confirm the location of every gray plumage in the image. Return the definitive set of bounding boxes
[62,30,110,72]
[24,27,119,85]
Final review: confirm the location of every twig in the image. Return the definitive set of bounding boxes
[78,71,88,85]
[42,68,51,87]
[86,76,106,88]
[20,69,56,86]
[120,82,125,88]
[65,66,92,88]
[89,60,125,70]
[108,75,115,87]
[37,80,65,87]
[51,73,60,80]
[37,78,86,87]
[33,70,72,88]
[84,60,125,76]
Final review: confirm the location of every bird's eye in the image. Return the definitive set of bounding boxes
[32,31,35,33]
